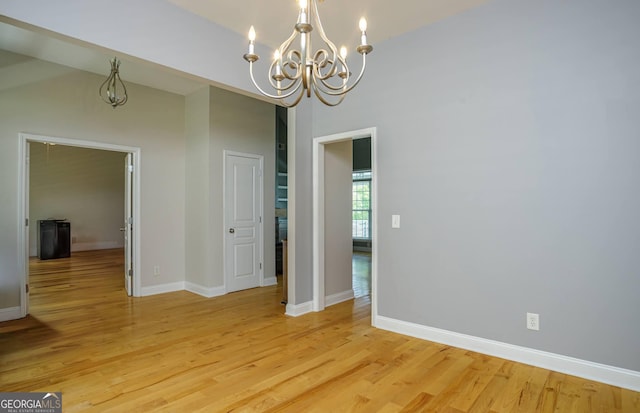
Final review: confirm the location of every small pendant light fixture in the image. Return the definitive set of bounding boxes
[99,57,128,108]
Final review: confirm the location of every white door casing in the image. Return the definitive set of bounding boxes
[17,133,141,318]
[312,127,378,323]
[22,141,31,315]
[224,151,263,293]
[123,153,133,296]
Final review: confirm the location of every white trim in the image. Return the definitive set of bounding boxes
[325,289,355,307]
[17,135,29,317]
[140,282,185,297]
[262,276,277,287]
[312,137,325,311]
[185,282,226,298]
[72,241,124,252]
[18,133,143,317]
[286,107,296,308]
[222,150,264,293]
[29,241,124,257]
[312,128,377,317]
[0,307,22,322]
[376,315,640,392]
[370,130,378,326]
[285,301,313,317]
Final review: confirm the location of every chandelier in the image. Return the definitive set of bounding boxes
[243,0,373,107]
[99,57,128,108]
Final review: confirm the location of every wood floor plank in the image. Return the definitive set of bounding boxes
[0,249,638,412]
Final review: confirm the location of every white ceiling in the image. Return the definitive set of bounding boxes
[168,0,492,48]
[1,0,491,96]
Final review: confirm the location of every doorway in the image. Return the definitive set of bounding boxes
[18,133,141,317]
[312,127,377,322]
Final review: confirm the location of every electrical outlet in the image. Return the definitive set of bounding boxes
[153,265,160,276]
[527,312,540,331]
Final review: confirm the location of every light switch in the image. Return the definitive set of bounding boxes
[392,215,400,228]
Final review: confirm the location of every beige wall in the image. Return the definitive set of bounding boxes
[324,141,353,299]
[185,87,212,289]
[29,144,125,256]
[0,65,186,309]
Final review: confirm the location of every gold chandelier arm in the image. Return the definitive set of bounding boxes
[314,52,368,97]
[268,61,300,92]
[312,81,346,106]
[278,89,306,108]
[280,50,303,82]
[309,0,342,84]
[311,0,333,53]
[311,49,340,82]
[248,61,304,101]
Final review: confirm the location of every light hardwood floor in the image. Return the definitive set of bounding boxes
[352,252,371,299]
[1,249,638,412]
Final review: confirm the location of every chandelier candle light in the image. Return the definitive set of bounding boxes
[99,57,128,108]
[243,0,373,107]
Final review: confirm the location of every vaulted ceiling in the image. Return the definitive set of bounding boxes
[0,0,491,95]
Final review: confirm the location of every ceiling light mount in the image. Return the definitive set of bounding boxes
[243,0,373,107]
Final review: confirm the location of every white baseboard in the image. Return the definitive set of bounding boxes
[0,306,22,322]
[185,282,226,298]
[140,282,185,297]
[263,276,277,287]
[29,241,124,257]
[72,241,123,252]
[325,289,354,307]
[285,301,313,317]
[375,315,640,392]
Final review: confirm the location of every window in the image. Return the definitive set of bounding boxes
[353,170,371,239]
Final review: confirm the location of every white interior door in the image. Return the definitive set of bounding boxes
[225,152,262,293]
[123,153,133,296]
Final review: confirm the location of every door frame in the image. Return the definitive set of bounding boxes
[18,133,142,317]
[312,127,378,323]
[222,150,265,291]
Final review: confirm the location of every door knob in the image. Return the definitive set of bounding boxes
[119,227,126,232]
[229,228,235,234]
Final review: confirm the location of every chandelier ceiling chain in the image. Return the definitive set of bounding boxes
[243,0,373,107]
[99,57,128,108]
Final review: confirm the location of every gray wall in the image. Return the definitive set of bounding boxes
[324,141,353,299]
[312,0,640,371]
[289,102,315,305]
